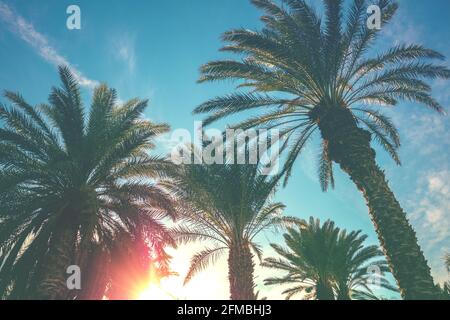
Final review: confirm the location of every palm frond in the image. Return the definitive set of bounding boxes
[184,247,227,285]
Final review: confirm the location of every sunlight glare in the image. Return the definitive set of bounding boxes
[138,284,173,300]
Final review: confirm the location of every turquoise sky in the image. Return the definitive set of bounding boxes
[0,0,449,299]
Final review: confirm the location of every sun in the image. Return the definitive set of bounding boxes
[137,259,180,300]
[136,267,178,300]
[136,246,229,300]
[137,273,184,300]
[138,283,175,300]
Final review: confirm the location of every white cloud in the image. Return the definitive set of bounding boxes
[408,170,450,285]
[385,85,449,161]
[112,33,136,73]
[381,2,423,46]
[0,1,98,89]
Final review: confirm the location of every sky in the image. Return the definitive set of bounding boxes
[0,0,449,300]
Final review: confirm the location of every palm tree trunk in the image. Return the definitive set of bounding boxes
[314,105,439,300]
[228,242,256,300]
[34,224,77,300]
[336,285,351,300]
[76,248,109,300]
[316,279,335,300]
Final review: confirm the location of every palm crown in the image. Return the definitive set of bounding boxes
[263,217,396,300]
[169,160,285,299]
[195,0,449,187]
[0,66,176,299]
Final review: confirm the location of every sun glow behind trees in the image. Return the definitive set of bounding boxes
[138,283,176,300]
[137,246,230,300]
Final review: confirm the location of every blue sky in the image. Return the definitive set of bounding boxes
[0,0,449,299]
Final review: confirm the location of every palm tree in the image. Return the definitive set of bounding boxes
[263,217,396,300]
[263,218,337,300]
[435,253,450,300]
[0,66,176,299]
[193,0,449,299]
[332,226,397,300]
[169,160,285,300]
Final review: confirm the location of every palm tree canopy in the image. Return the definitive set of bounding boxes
[332,228,397,299]
[194,0,450,188]
[262,217,396,300]
[0,66,176,298]
[168,160,285,284]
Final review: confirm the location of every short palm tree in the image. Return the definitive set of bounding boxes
[263,217,396,300]
[194,0,450,299]
[169,161,285,300]
[435,253,450,300]
[332,226,397,300]
[0,66,176,299]
[264,218,338,300]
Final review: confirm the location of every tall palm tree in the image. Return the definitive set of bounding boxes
[0,66,176,299]
[169,160,285,300]
[263,217,396,300]
[193,0,450,299]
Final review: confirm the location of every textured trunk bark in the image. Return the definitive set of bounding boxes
[228,242,256,300]
[316,279,335,300]
[336,286,351,300]
[76,248,109,300]
[34,224,77,300]
[313,105,438,300]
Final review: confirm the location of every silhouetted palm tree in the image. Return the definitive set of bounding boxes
[169,160,286,300]
[332,225,397,300]
[263,217,396,300]
[436,253,450,299]
[0,66,176,299]
[194,0,449,299]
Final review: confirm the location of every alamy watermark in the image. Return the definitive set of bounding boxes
[367,265,382,289]
[65,4,383,31]
[66,265,81,290]
[66,5,81,30]
[367,5,382,30]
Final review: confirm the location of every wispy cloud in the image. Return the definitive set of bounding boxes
[0,1,98,88]
[399,113,450,156]
[381,1,423,46]
[112,33,136,74]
